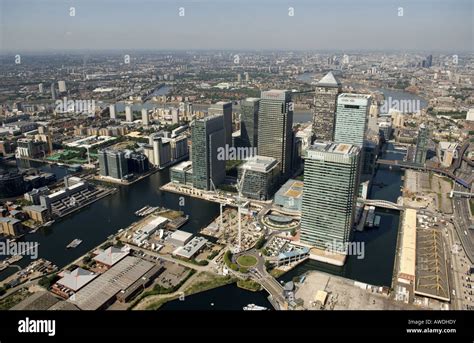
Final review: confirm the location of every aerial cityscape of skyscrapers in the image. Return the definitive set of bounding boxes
[0,0,472,338]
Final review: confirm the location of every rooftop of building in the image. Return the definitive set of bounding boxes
[309,141,360,156]
[438,141,458,150]
[169,230,193,242]
[57,267,98,292]
[337,93,372,106]
[173,236,208,259]
[316,71,341,88]
[0,217,21,224]
[275,179,304,199]
[243,97,260,102]
[11,291,60,310]
[399,209,417,280]
[93,246,129,267]
[69,256,155,310]
[415,227,450,301]
[261,89,289,100]
[211,101,232,106]
[239,155,279,173]
[171,160,193,172]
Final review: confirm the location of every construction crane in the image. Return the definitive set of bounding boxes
[234,168,247,253]
[210,178,225,239]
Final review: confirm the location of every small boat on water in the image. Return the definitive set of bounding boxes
[374,215,381,228]
[66,239,82,249]
[43,220,55,227]
[7,255,23,264]
[243,304,268,311]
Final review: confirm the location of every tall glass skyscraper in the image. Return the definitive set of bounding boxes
[191,114,226,190]
[312,72,342,140]
[334,93,371,147]
[414,123,429,166]
[257,90,293,176]
[208,101,233,148]
[98,149,129,180]
[240,97,260,148]
[300,142,361,250]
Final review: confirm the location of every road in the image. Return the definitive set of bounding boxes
[452,161,474,264]
[234,249,288,310]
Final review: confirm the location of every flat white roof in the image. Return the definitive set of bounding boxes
[170,230,193,242]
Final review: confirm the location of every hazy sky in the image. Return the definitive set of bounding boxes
[0,0,472,52]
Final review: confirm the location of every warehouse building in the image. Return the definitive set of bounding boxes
[69,256,158,310]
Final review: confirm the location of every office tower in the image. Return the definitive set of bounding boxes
[98,149,128,180]
[126,152,149,174]
[141,108,149,126]
[208,101,232,147]
[425,54,433,68]
[334,93,371,147]
[244,72,249,82]
[378,122,392,141]
[237,156,280,200]
[237,74,241,82]
[98,150,108,176]
[38,83,44,94]
[240,98,260,148]
[58,80,67,93]
[51,83,57,100]
[312,72,342,140]
[300,142,361,250]
[171,108,179,124]
[414,123,429,165]
[191,114,225,190]
[257,90,293,176]
[343,54,349,65]
[125,106,133,122]
[150,134,172,168]
[109,104,116,119]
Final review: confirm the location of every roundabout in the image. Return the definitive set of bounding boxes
[236,254,258,268]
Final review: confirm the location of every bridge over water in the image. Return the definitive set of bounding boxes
[376,159,470,188]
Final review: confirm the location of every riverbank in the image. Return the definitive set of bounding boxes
[133,272,236,310]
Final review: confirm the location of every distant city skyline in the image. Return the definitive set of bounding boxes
[0,0,472,52]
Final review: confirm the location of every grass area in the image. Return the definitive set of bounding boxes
[0,289,31,310]
[269,268,287,278]
[237,279,262,292]
[224,250,239,271]
[470,199,474,215]
[159,210,184,220]
[129,269,195,309]
[145,295,180,310]
[143,272,236,310]
[184,273,236,296]
[236,255,258,268]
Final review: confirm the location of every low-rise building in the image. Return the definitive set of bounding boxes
[170,161,193,186]
[0,217,22,237]
[274,179,304,211]
[173,236,208,259]
[167,230,193,247]
[52,267,98,299]
[23,205,50,223]
[93,246,129,269]
[238,155,280,200]
[437,142,458,168]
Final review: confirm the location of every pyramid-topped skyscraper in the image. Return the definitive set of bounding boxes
[312,71,342,141]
